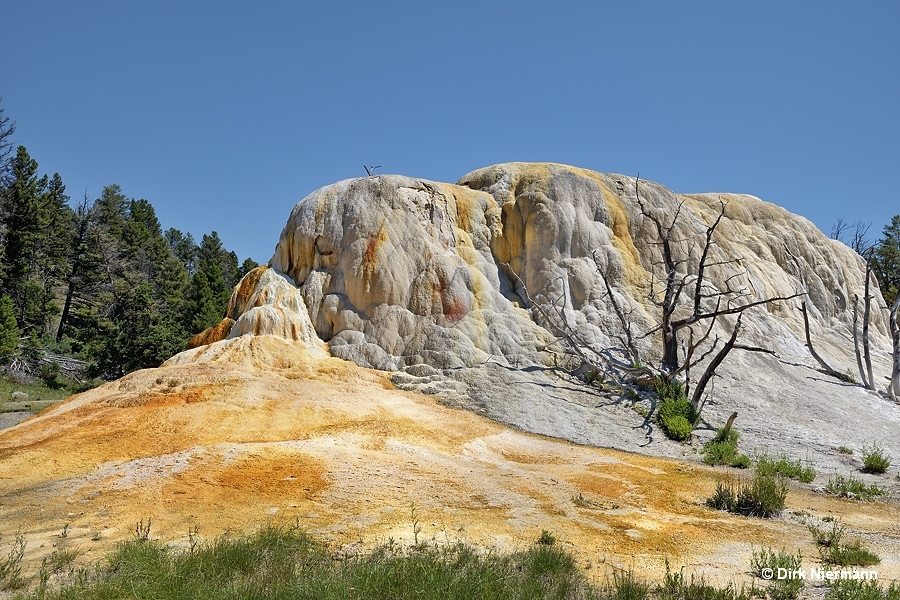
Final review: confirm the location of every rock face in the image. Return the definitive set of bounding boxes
[258,163,888,373]
[188,163,895,462]
[269,175,553,369]
[188,266,327,358]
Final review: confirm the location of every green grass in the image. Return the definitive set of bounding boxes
[0,375,77,414]
[756,452,815,483]
[820,539,881,567]
[808,519,881,567]
[702,428,750,468]
[0,531,26,591]
[655,378,697,442]
[21,525,600,600]
[8,525,796,600]
[706,470,787,518]
[808,519,845,549]
[749,547,803,600]
[861,443,891,474]
[825,475,886,501]
[826,579,900,600]
[657,564,755,600]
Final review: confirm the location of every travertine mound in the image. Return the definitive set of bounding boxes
[189,266,327,357]
[269,175,554,369]
[259,163,888,373]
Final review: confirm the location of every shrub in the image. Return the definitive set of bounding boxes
[702,428,750,468]
[750,547,804,600]
[825,475,885,501]
[0,531,26,591]
[660,562,753,600]
[826,579,900,600]
[656,377,697,442]
[756,452,815,483]
[821,538,880,567]
[808,519,845,549]
[837,446,853,455]
[706,470,787,518]
[861,443,891,474]
[808,518,880,566]
[39,361,62,389]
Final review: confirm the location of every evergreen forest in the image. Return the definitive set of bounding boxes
[0,100,257,386]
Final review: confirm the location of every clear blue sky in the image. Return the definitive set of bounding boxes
[3,1,898,263]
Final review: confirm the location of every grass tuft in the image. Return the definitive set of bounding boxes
[756,452,815,483]
[702,428,750,468]
[825,475,885,501]
[861,443,891,474]
[706,470,787,518]
[826,578,900,600]
[655,378,697,442]
[750,547,804,600]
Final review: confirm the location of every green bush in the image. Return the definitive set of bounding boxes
[659,562,754,600]
[821,539,880,567]
[656,377,697,442]
[808,518,880,567]
[825,475,885,501]
[756,452,816,483]
[808,519,845,549]
[826,578,900,600]
[750,547,803,600]
[702,428,750,468]
[861,443,891,474]
[706,470,787,518]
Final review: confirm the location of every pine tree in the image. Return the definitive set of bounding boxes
[0,98,16,184]
[0,146,54,334]
[872,215,900,304]
[183,266,229,333]
[240,257,259,277]
[164,228,199,275]
[0,294,19,359]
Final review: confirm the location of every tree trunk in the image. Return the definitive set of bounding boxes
[890,294,900,398]
[663,324,679,373]
[799,302,846,380]
[691,315,742,414]
[56,281,75,342]
[862,264,875,390]
[852,295,868,387]
[718,412,738,440]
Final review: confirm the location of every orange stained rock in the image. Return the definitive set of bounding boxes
[0,335,897,586]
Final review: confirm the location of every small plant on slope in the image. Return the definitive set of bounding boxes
[756,452,816,483]
[825,475,885,501]
[750,546,804,600]
[702,427,750,468]
[706,470,787,518]
[656,377,697,442]
[861,443,891,474]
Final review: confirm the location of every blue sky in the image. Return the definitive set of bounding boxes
[3,1,898,263]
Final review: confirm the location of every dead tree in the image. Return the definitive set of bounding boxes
[831,217,872,256]
[504,176,801,420]
[862,258,876,390]
[799,302,849,381]
[853,295,868,387]
[633,179,800,377]
[784,242,856,383]
[890,294,900,399]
